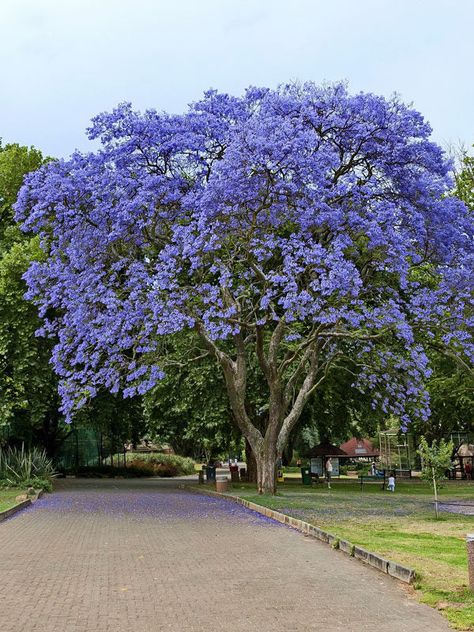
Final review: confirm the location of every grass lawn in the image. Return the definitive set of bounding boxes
[0,488,27,513]
[225,478,474,630]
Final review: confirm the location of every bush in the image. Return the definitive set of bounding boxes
[0,445,56,487]
[125,452,195,475]
[74,453,195,478]
[127,459,180,477]
[126,459,157,476]
[22,478,53,492]
[75,461,180,478]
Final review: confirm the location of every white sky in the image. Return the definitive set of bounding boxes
[1,0,473,158]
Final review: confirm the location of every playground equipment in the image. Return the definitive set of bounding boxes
[378,430,414,476]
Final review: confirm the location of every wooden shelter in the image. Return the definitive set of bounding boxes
[302,442,348,459]
[302,443,348,477]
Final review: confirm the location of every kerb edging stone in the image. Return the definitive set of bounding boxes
[0,499,31,522]
[188,485,416,584]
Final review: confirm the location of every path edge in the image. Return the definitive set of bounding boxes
[187,485,416,584]
[0,489,44,523]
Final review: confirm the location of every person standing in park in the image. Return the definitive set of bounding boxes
[387,473,396,492]
[326,458,333,489]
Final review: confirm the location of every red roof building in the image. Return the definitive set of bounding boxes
[339,437,379,458]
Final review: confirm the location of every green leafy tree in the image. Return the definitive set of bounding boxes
[144,333,239,460]
[0,143,64,452]
[422,354,473,441]
[417,436,453,518]
[0,142,45,243]
[455,146,474,212]
[76,390,147,449]
[413,147,474,442]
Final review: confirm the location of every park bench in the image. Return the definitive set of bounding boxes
[358,470,386,490]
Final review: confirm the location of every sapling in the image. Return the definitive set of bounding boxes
[417,436,453,519]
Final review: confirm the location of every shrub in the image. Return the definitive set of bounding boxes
[125,452,195,475]
[127,459,180,477]
[126,459,157,476]
[0,445,56,486]
[74,453,195,478]
[22,478,53,492]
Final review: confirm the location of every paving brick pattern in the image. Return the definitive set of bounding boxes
[0,478,450,632]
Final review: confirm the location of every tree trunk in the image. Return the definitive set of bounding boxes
[432,466,439,519]
[245,439,258,483]
[256,443,278,495]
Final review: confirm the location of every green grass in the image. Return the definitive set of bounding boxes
[225,478,474,630]
[0,488,28,512]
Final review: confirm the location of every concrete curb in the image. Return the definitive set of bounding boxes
[188,485,416,584]
[0,499,32,522]
[0,489,45,523]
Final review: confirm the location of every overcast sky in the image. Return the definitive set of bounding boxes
[1,0,473,158]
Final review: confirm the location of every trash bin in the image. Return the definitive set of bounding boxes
[301,467,312,485]
[239,467,247,482]
[216,475,229,493]
[229,464,239,483]
[206,465,216,483]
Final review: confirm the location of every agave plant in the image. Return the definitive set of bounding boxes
[0,445,56,485]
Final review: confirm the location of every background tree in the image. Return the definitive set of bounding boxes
[76,390,147,452]
[417,436,453,519]
[418,353,473,441]
[455,145,474,212]
[405,152,474,445]
[0,143,63,454]
[16,84,474,493]
[143,333,239,460]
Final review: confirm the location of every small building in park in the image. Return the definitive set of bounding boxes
[302,442,348,478]
[339,437,380,460]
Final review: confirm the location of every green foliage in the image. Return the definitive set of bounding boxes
[125,452,195,474]
[423,353,474,441]
[417,436,453,518]
[126,459,179,477]
[0,142,45,242]
[0,236,58,432]
[339,462,371,475]
[75,391,148,449]
[455,145,474,212]
[86,452,196,477]
[0,444,56,486]
[19,477,53,492]
[294,363,386,451]
[144,332,239,460]
[417,437,454,485]
[76,452,194,478]
[0,142,63,450]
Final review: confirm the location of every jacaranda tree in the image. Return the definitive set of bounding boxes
[15,83,474,493]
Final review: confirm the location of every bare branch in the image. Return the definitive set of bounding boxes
[268,318,286,370]
[256,325,271,380]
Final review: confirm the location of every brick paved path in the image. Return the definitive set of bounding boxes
[0,478,450,632]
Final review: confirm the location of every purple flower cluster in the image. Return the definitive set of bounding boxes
[14,82,474,423]
[28,486,284,528]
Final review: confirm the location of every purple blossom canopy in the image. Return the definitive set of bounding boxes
[15,83,474,424]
